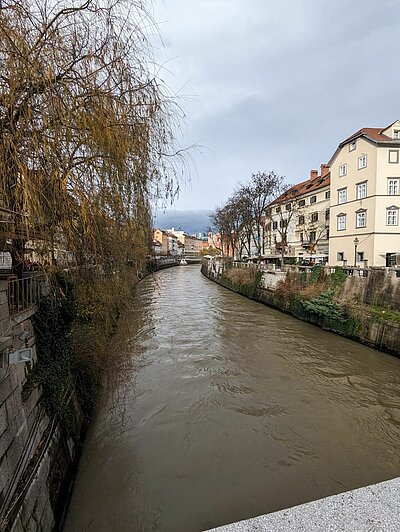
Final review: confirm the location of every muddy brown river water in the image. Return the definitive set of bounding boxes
[64,265,400,532]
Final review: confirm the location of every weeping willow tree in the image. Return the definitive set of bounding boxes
[0,0,183,274]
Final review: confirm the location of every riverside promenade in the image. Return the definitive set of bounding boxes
[206,477,400,531]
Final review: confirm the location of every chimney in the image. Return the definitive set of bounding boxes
[310,169,318,180]
[320,163,329,177]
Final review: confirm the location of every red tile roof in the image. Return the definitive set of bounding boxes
[340,127,392,146]
[271,172,330,205]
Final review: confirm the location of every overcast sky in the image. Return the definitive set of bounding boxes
[152,0,400,213]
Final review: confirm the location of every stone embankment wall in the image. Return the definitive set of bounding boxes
[202,260,400,356]
[0,279,84,532]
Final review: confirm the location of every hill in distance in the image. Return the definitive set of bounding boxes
[153,209,212,234]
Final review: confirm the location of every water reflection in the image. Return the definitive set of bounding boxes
[64,266,400,532]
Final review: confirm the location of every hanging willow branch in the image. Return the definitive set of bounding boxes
[0,0,185,272]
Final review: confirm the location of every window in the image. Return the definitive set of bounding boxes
[272,221,278,230]
[358,155,367,169]
[300,232,304,242]
[309,231,316,243]
[337,252,344,261]
[279,219,288,228]
[389,150,399,164]
[298,199,306,207]
[339,164,347,177]
[338,188,347,204]
[337,214,346,231]
[310,195,317,204]
[286,203,291,211]
[394,130,400,139]
[325,190,330,199]
[349,141,356,152]
[356,251,364,262]
[298,215,305,225]
[387,207,399,226]
[357,181,367,199]
[356,210,366,228]
[326,228,329,239]
[276,207,281,213]
[325,209,330,221]
[311,212,319,223]
[388,178,399,195]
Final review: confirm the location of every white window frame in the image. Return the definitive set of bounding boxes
[356,210,366,228]
[387,207,399,226]
[357,181,367,199]
[394,130,400,139]
[339,164,347,177]
[338,188,347,204]
[388,178,399,195]
[356,251,364,262]
[349,141,356,152]
[358,155,367,169]
[389,150,399,164]
[337,214,346,231]
[337,252,344,261]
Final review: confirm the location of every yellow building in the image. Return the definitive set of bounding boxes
[153,228,169,255]
[329,120,400,267]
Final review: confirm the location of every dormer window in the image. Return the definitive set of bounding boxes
[394,130,400,139]
[349,141,356,152]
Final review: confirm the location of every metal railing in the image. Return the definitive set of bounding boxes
[8,275,43,316]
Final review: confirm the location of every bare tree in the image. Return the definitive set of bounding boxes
[299,211,329,263]
[265,182,303,268]
[209,202,239,257]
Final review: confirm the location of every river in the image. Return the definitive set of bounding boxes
[64,265,400,532]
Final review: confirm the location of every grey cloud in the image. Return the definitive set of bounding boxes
[154,0,400,210]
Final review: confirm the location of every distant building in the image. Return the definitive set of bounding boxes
[208,232,222,251]
[166,227,204,255]
[329,120,400,267]
[153,228,168,255]
[167,233,180,256]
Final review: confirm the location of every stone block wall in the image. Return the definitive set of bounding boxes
[0,279,84,532]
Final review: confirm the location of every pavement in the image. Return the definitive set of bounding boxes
[205,477,400,532]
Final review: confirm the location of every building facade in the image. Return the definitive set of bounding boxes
[329,120,400,267]
[153,228,169,255]
[264,165,330,263]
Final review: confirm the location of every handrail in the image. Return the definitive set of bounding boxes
[7,275,43,316]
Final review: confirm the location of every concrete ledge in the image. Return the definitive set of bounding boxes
[205,477,400,532]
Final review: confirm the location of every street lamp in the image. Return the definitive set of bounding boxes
[353,237,359,267]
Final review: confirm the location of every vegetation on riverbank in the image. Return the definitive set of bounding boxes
[203,260,400,355]
[221,263,263,299]
[23,267,144,432]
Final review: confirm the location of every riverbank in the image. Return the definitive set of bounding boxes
[201,259,400,357]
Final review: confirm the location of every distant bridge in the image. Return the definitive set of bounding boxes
[148,255,202,271]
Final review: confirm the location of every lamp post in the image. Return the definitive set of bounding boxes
[353,237,359,267]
